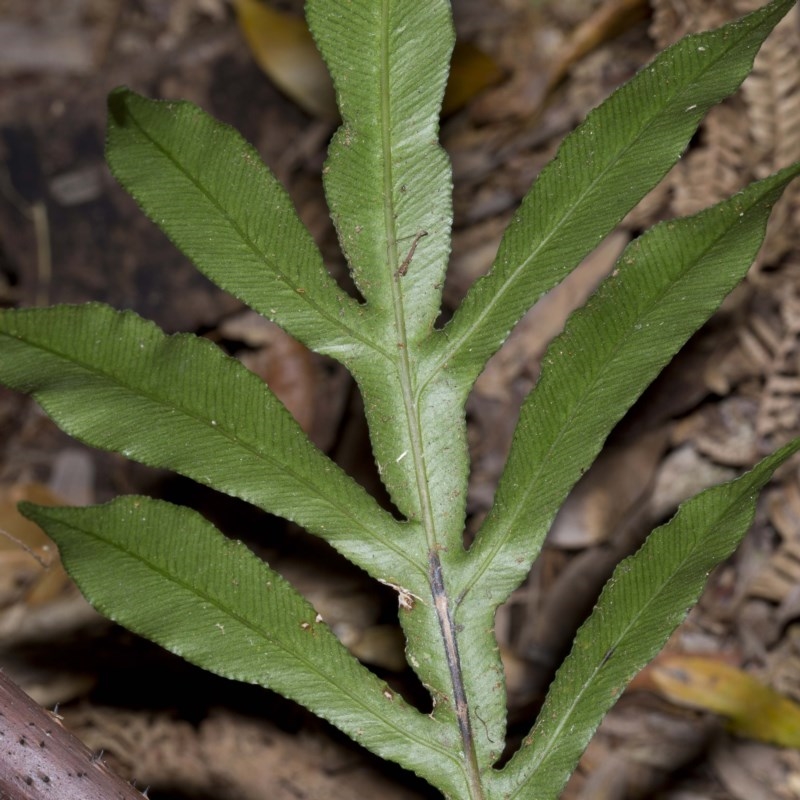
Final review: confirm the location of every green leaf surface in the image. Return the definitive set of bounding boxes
[305,0,465,541]
[0,304,426,586]
[309,0,453,343]
[461,162,800,605]
[105,88,369,361]
[428,0,795,388]
[20,497,466,797]
[308,2,498,779]
[497,440,800,800]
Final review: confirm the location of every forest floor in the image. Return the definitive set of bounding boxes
[2,1,800,798]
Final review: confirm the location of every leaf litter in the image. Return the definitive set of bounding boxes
[1,0,800,797]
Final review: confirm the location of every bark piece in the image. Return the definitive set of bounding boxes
[0,669,143,800]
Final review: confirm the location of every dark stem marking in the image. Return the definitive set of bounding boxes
[395,230,428,279]
[429,550,483,795]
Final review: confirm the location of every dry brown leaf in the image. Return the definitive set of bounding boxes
[648,444,738,522]
[671,103,752,219]
[757,290,800,451]
[748,484,800,604]
[548,427,668,548]
[641,1,800,277]
[672,397,760,467]
[564,693,721,800]
[0,482,71,608]
[275,556,405,671]
[649,0,735,50]
[217,311,317,433]
[543,0,650,98]
[769,480,800,541]
[0,479,100,650]
[742,8,800,171]
[475,230,628,403]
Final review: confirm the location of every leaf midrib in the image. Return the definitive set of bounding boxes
[121,100,393,363]
[376,4,485,798]
[416,19,760,400]
[501,495,753,799]
[1,323,424,577]
[456,210,738,601]
[53,507,455,767]
[379,0,437,548]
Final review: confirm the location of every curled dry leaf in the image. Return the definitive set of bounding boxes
[0,476,100,652]
[0,482,70,609]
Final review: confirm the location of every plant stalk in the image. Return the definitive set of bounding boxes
[375,1,483,794]
[430,549,486,800]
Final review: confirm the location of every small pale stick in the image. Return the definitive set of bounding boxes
[395,230,428,279]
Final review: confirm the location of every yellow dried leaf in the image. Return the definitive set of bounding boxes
[650,654,800,748]
[234,0,338,119]
[234,0,502,119]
